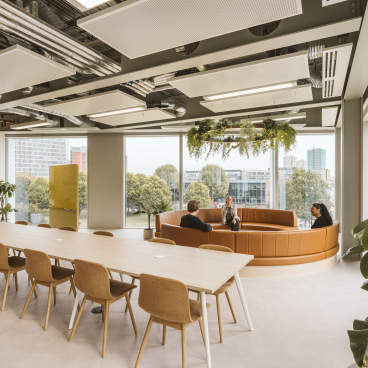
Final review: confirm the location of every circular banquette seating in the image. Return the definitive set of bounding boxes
[155,208,339,266]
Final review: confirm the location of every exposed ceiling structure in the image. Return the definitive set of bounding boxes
[0,0,365,133]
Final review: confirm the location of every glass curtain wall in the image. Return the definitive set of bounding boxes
[125,136,180,228]
[278,134,335,229]
[6,137,88,227]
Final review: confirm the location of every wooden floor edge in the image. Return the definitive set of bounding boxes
[239,254,337,278]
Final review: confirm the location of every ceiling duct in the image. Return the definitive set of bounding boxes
[309,69,322,88]
[0,106,45,119]
[307,40,324,59]
[175,42,200,56]
[151,99,186,117]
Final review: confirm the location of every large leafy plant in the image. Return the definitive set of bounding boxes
[133,199,173,230]
[0,203,18,222]
[0,180,17,221]
[342,220,368,367]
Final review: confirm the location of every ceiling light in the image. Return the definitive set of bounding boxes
[75,0,109,10]
[250,114,305,123]
[88,106,146,119]
[204,82,296,101]
[10,120,50,130]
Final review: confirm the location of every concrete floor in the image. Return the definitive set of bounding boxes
[0,229,363,368]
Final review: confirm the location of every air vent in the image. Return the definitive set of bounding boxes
[78,0,303,59]
[322,43,353,98]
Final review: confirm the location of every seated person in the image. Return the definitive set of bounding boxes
[180,200,212,232]
[310,203,333,229]
[222,195,240,231]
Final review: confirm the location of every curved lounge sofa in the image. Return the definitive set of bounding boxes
[155,208,339,266]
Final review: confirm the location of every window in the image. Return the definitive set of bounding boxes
[125,136,180,228]
[278,134,335,229]
[6,138,88,227]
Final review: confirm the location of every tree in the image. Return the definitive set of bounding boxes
[139,175,172,206]
[283,168,332,225]
[154,164,179,192]
[184,181,211,208]
[200,164,229,200]
[79,171,87,215]
[15,172,35,205]
[27,176,49,210]
[126,172,148,210]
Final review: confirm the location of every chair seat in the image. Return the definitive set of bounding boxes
[189,299,210,322]
[110,279,137,298]
[213,277,234,295]
[8,256,26,269]
[51,265,75,280]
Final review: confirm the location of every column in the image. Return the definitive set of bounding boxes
[334,128,341,224]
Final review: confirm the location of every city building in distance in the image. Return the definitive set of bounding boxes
[71,146,87,172]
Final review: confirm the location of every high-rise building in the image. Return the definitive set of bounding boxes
[307,148,326,170]
[296,159,307,169]
[71,146,87,172]
[284,156,296,169]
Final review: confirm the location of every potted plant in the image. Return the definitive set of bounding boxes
[0,203,18,222]
[0,180,17,221]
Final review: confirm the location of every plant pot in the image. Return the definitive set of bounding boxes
[143,228,154,240]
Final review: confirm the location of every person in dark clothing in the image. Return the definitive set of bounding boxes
[180,200,212,232]
[311,203,333,229]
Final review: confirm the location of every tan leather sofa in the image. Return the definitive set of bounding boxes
[156,208,339,266]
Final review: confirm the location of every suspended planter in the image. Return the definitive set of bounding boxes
[186,118,297,160]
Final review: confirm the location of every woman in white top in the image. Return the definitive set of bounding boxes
[221,196,240,231]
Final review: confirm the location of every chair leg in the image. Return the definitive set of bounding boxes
[162,325,166,345]
[198,317,205,345]
[69,276,77,298]
[13,249,16,256]
[108,270,114,280]
[125,278,136,313]
[102,301,109,358]
[134,315,153,368]
[216,294,223,343]
[45,284,53,330]
[69,294,87,342]
[53,285,57,305]
[181,325,187,368]
[101,304,105,323]
[225,290,237,323]
[126,294,138,334]
[14,272,18,291]
[32,279,38,299]
[20,280,36,318]
[1,271,10,311]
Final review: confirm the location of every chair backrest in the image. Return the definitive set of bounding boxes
[93,231,114,237]
[74,259,112,300]
[59,226,77,232]
[15,221,28,225]
[24,249,53,282]
[0,243,10,269]
[148,238,176,245]
[37,224,52,228]
[139,274,193,324]
[199,244,233,253]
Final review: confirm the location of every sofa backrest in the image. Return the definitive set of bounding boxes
[325,221,339,251]
[241,208,298,227]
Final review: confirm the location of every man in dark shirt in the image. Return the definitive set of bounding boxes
[180,200,212,232]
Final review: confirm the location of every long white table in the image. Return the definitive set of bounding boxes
[0,222,254,368]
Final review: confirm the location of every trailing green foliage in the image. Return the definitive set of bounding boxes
[186,118,297,160]
[0,180,17,221]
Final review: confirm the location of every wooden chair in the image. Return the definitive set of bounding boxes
[15,221,28,225]
[69,259,138,358]
[125,237,176,313]
[134,274,210,368]
[0,243,35,311]
[37,224,52,228]
[93,231,114,279]
[59,226,77,232]
[20,248,77,330]
[195,244,237,343]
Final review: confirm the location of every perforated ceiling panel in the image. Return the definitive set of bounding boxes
[322,43,353,98]
[200,85,313,113]
[169,51,310,98]
[44,90,146,116]
[0,45,75,95]
[90,108,175,126]
[78,0,303,59]
[322,106,339,126]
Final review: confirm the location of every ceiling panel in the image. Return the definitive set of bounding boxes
[322,106,339,126]
[169,51,310,98]
[200,85,313,113]
[90,107,176,126]
[0,45,75,95]
[322,0,347,6]
[44,90,146,116]
[78,0,303,59]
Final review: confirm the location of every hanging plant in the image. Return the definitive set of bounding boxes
[186,117,297,160]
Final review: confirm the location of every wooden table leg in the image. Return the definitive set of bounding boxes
[234,272,253,331]
[200,291,212,368]
[69,289,81,330]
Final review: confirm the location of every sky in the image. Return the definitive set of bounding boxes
[125,134,336,177]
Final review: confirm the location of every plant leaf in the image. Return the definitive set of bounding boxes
[361,252,368,279]
[362,281,368,292]
[354,319,368,330]
[348,328,368,367]
[341,245,364,260]
[362,227,368,251]
[353,220,368,236]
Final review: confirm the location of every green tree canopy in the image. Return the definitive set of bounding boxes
[200,164,229,200]
[79,171,87,214]
[126,172,148,210]
[184,181,211,209]
[139,175,172,206]
[15,172,35,205]
[27,176,49,210]
[154,164,179,192]
[282,168,332,224]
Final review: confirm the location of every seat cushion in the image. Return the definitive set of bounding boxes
[208,223,228,230]
[110,280,137,298]
[51,265,75,280]
[189,299,211,322]
[8,256,26,269]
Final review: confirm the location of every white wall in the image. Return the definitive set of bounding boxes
[0,134,5,181]
[87,134,124,228]
[363,120,368,221]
